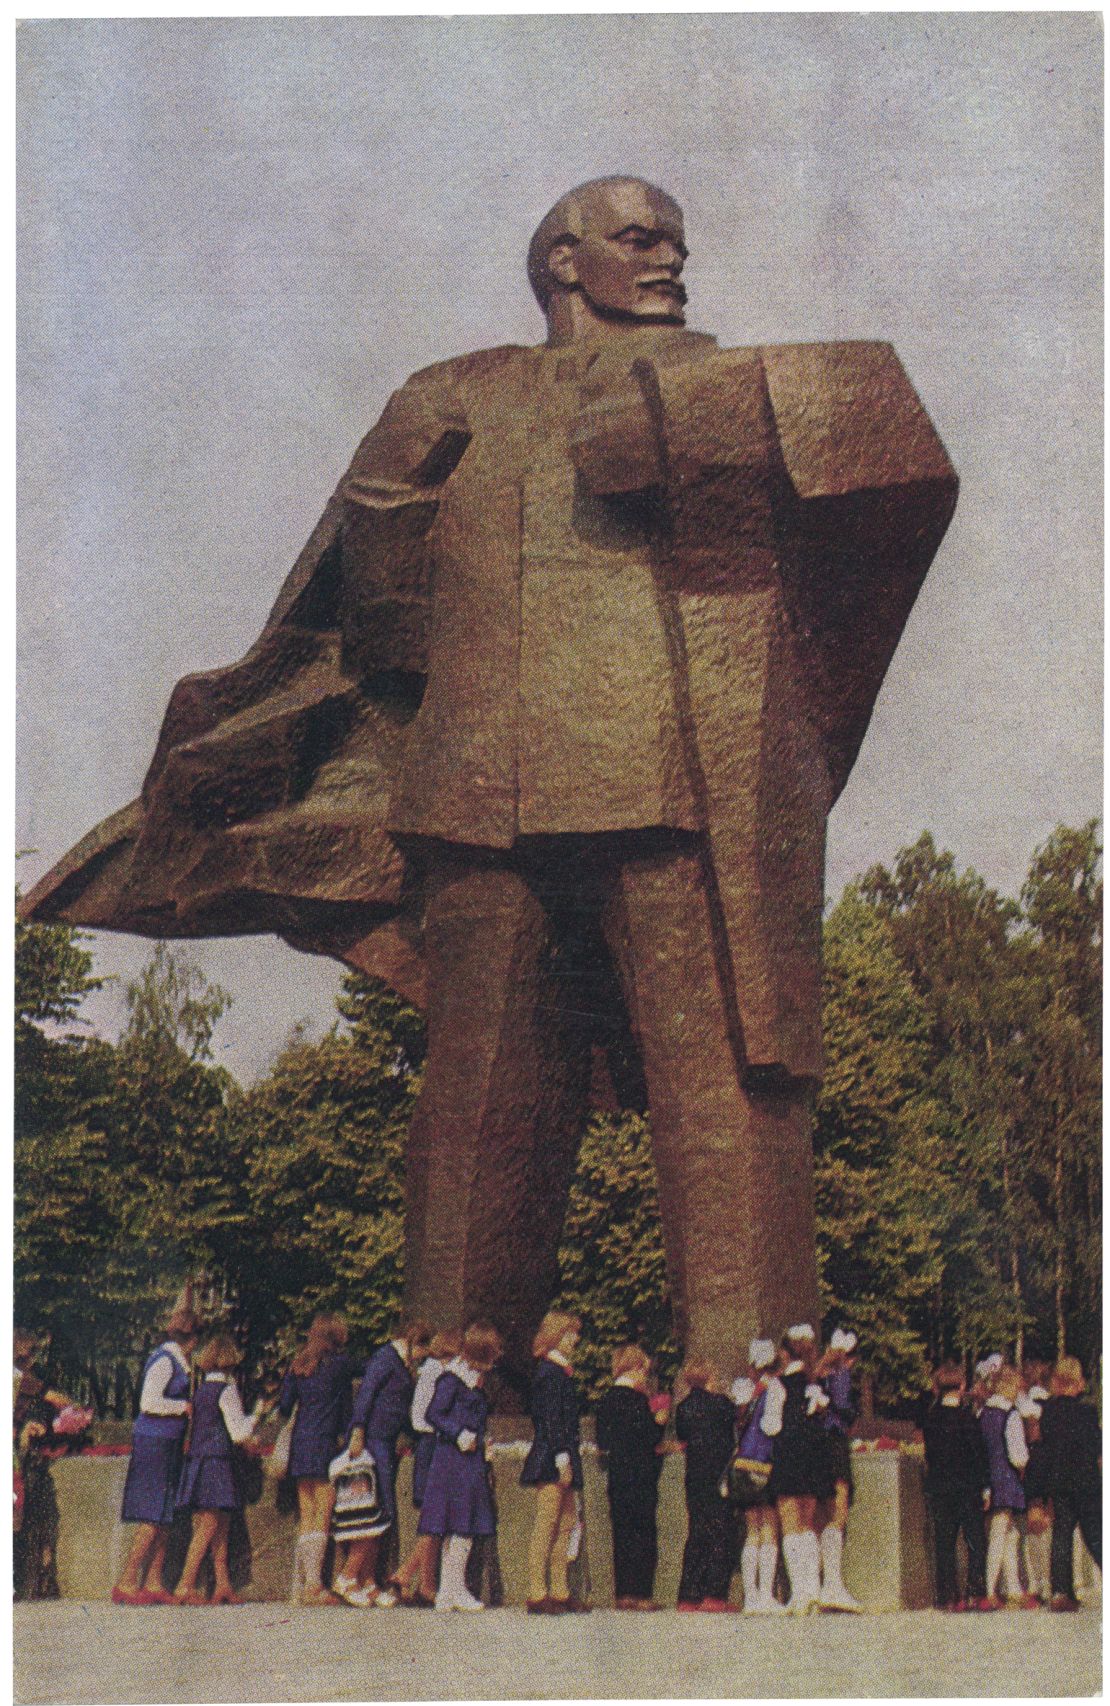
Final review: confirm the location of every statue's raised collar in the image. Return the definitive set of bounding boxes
[538,324,716,377]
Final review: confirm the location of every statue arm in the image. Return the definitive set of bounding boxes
[262,364,471,641]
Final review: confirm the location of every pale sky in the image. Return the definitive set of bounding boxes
[17,14,1102,1081]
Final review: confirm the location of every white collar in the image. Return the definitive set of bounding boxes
[784,1360,804,1376]
[203,1371,230,1384]
[940,1393,961,1407]
[614,1375,639,1390]
[985,1393,1013,1411]
[547,1349,571,1370]
[161,1340,190,1372]
[391,1339,409,1364]
[447,1356,481,1389]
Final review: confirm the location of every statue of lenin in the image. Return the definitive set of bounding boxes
[22,177,958,1373]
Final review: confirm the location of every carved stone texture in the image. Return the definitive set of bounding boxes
[22,179,957,1376]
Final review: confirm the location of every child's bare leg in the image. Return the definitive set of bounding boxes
[345,1536,379,1589]
[212,1513,234,1597]
[143,1530,170,1594]
[176,1511,219,1597]
[116,1522,159,1593]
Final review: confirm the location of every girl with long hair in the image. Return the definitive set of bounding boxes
[277,1312,355,1605]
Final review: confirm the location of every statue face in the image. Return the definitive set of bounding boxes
[552,179,687,324]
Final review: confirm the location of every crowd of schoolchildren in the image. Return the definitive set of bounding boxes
[27,1302,1099,1616]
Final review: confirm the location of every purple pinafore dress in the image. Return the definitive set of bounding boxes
[176,1376,242,1511]
[417,1370,495,1538]
[980,1402,1025,1512]
[121,1344,192,1525]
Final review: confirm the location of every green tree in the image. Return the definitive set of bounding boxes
[557,1111,677,1403]
[225,975,421,1363]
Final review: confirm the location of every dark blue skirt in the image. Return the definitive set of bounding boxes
[121,1435,184,1525]
[412,1433,436,1509]
[418,1443,495,1538]
[289,1419,340,1482]
[365,1438,398,1525]
[176,1453,241,1511]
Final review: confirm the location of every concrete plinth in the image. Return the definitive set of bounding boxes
[43,1444,1075,1612]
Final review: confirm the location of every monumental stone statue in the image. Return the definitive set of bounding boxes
[22,177,958,1372]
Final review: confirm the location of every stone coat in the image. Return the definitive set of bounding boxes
[22,329,957,1082]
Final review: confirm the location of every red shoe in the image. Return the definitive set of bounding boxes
[1009,1593,1042,1611]
[211,1589,245,1606]
[698,1599,736,1614]
[974,1596,1004,1612]
[110,1586,146,1606]
[142,1589,177,1606]
[676,1600,702,1613]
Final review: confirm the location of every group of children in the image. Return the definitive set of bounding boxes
[922,1351,1102,1613]
[109,1304,1100,1617]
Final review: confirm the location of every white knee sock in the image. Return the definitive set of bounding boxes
[1002,1521,1023,1598]
[437,1535,480,1609]
[782,1532,817,1609]
[1025,1529,1051,1600]
[819,1524,843,1591]
[298,1532,328,1596]
[804,1529,823,1603]
[758,1539,780,1605]
[986,1513,1008,1599]
[741,1537,760,1607]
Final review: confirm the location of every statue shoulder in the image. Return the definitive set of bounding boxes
[402,344,531,394]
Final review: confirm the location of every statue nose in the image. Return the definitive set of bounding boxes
[657,242,684,272]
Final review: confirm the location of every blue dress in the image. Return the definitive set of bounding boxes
[350,1343,414,1525]
[418,1370,495,1538]
[980,1402,1026,1512]
[176,1377,243,1511]
[121,1343,192,1525]
[278,1351,355,1481]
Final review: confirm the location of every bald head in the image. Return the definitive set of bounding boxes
[527,177,687,335]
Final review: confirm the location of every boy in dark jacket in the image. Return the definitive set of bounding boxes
[922,1362,989,1610]
[1041,1355,1101,1611]
[674,1360,739,1611]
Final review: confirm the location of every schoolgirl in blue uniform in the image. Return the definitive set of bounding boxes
[979,1363,1029,1607]
[276,1313,355,1605]
[815,1327,862,1611]
[173,1335,267,1605]
[418,1321,503,1611]
[339,1318,431,1607]
[732,1338,782,1615]
[392,1328,462,1606]
[113,1306,201,1605]
[762,1324,831,1614]
[520,1310,587,1615]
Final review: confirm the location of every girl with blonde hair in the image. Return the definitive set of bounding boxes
[979,1362,1030,1607]
[174,1335,268,1604]
[520,1310,588,1614]
[113,1305,201,1605]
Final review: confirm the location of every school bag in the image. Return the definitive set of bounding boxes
[328,1447,390,1541]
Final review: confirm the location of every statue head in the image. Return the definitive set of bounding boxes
[528,176,687,341]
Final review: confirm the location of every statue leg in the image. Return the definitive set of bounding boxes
[603,836,820,1375]
[403,850,591,1371]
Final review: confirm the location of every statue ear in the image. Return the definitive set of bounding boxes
[547,238,580,289]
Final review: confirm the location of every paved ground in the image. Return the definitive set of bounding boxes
[13,1601,1101,1701]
